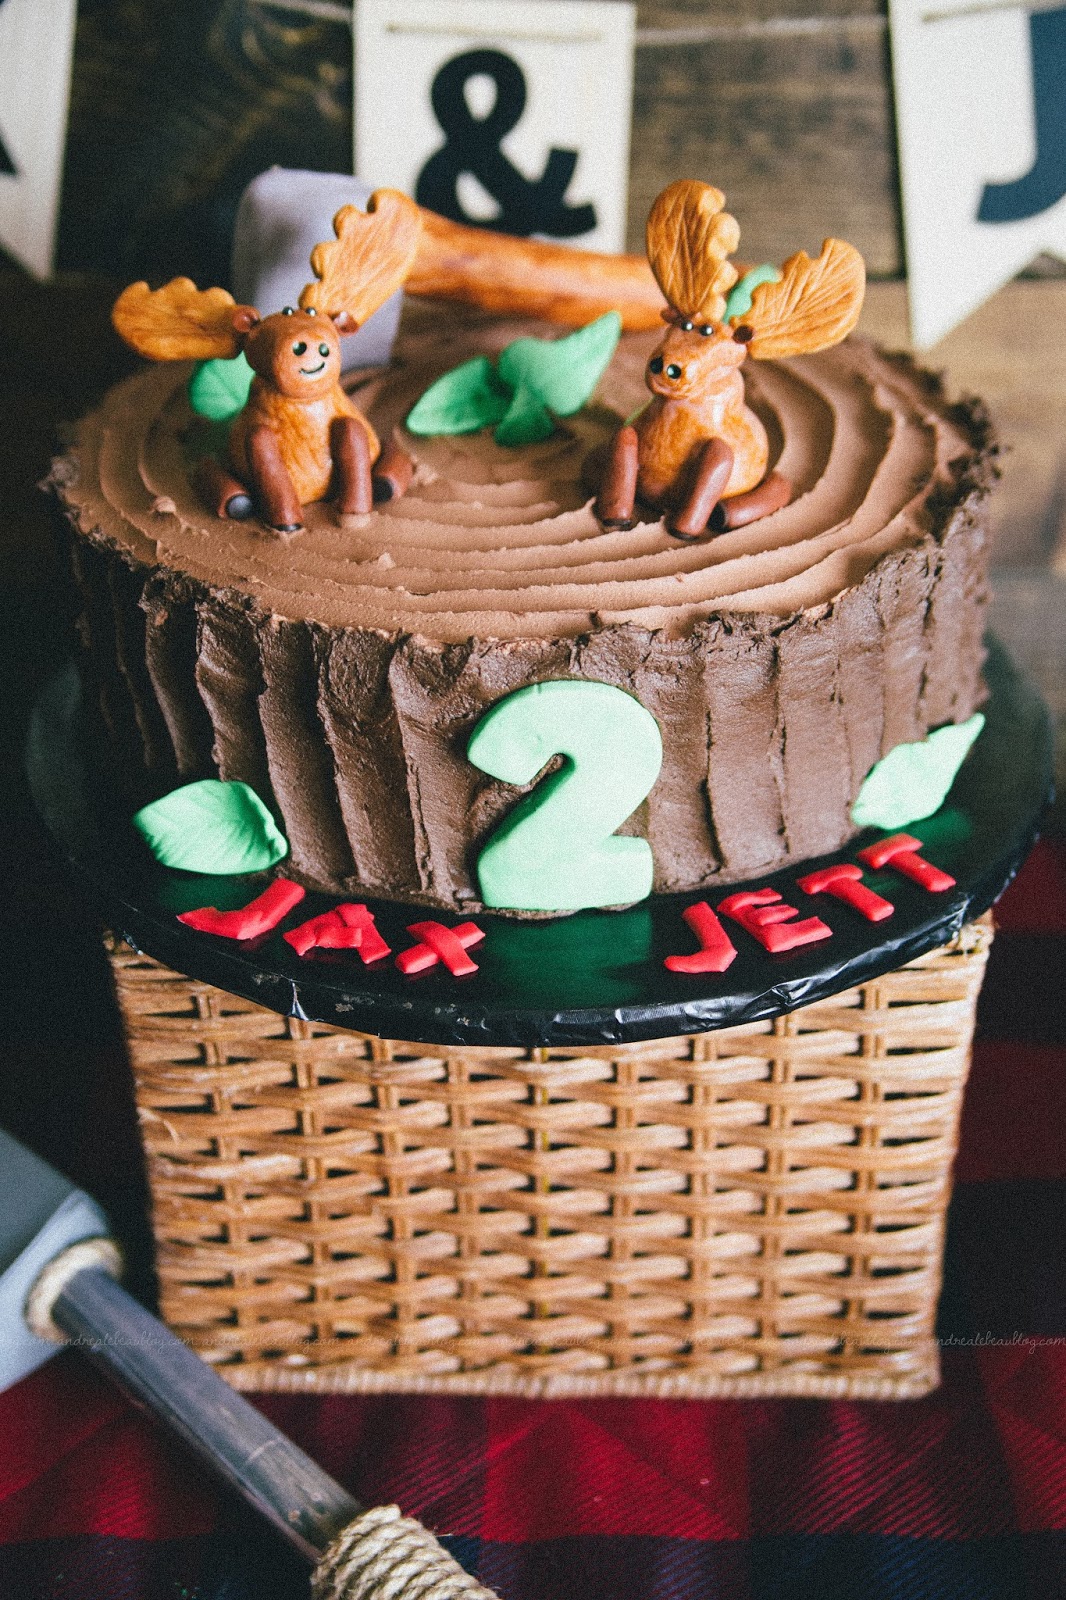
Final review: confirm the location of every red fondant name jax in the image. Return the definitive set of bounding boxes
[178,883,486,977]
[176,833,953,982]
[664,834,953,974]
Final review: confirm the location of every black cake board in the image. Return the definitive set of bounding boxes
[27,638,1053,1049]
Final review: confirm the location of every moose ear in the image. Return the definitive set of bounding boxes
[300,190,421,326]
[745,239,865,361]
[645,180,740,324]
[112,278,245,362]
[332,310,359,334]
[231,306,261,336]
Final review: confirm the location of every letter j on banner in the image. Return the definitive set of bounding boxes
[889,0,1066,346]
[354,0,635,254]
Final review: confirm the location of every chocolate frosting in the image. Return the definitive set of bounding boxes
[54,304,994,908]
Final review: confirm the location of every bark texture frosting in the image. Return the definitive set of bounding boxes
[54,303,994,908]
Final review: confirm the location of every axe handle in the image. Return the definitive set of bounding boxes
[409,208,667,330]
[53,1266,360,1563]
[52,1267,505,1598]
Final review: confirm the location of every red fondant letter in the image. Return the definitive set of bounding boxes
[718,887,832,953]
[397,921,485,977]
[665,901,738,973]
[797,863,894,922]
[857,833,955,893]
[284,903,391,963]
[178,877,305,940]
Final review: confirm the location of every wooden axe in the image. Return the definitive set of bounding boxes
[0,1126,501,1600]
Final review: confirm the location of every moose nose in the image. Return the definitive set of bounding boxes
[648,356,684,382]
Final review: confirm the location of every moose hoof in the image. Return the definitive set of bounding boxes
[268,521,304,536]
[709,471,793,531]
[224,492,254,521]
[666,521,710,542]
[371,475,395,505]
[598,515,635,532]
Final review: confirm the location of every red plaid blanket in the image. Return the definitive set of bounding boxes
[3,841,1065,1600]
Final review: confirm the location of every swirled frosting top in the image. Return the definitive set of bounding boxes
[65,303,983,643]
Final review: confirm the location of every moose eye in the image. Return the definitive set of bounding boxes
[680,320,694,333]
[292,341,307,355]
[666,363,682,379]
[282,306,295,316]
[649,355,664,374]
[699,324,714,338]
[318,343,330,357]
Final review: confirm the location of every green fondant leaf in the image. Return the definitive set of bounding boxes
[405,356,512,436]
[494,382,555,447]
[851,714,985,831]
[188,352,255,423]
[725,264,781,323]
[497,312,622,417]
[405,315,621,446]
[132,780,289,875]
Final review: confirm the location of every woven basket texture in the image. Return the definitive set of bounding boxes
[108,921,991,1400]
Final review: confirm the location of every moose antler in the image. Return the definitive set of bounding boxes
[742,238,865,360]
[300,189,422,328]
[112,278,251,361]
[645,180,740,324]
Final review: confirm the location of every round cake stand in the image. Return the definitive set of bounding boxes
[27,636,1052,1049]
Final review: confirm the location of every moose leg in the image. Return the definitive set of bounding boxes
[372,433,414,504]
[248,426,304,534]
[595,426,639,530]
[194,458,254,521]
[331,417,373,517]
[668,438,734,540]
[710,470,792,532]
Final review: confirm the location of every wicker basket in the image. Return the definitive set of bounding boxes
[107,920,992,1400]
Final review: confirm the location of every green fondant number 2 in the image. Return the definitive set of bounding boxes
[467,681,663,912]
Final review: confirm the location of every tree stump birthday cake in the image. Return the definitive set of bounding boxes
[52,182,994,917]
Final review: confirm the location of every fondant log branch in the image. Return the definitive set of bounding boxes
[407,208,668,331]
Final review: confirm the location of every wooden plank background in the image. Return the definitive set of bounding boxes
[631,0,899,272]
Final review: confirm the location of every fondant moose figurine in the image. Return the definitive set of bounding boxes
[112,191,422,534]
[595,180,865,539]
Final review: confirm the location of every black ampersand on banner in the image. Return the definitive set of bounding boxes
[415,48,596,238]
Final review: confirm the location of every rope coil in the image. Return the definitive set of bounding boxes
[25,1237,124,1343]
[313,1504,502,1600]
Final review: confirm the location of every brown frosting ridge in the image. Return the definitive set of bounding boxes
[54,304,994,906]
